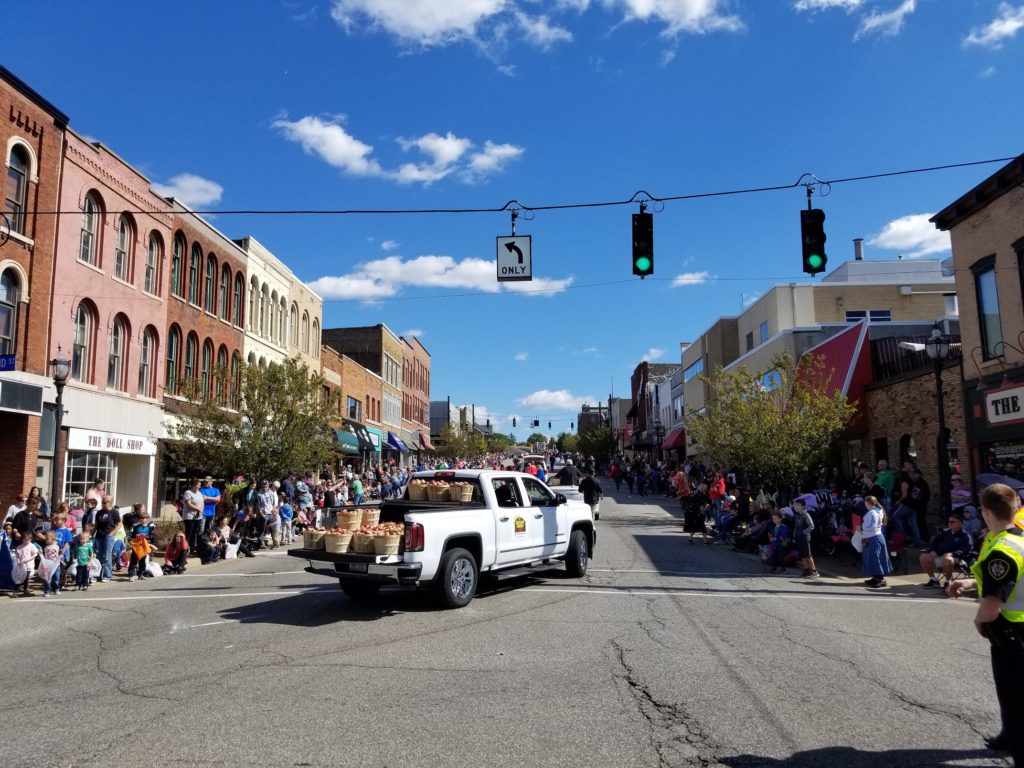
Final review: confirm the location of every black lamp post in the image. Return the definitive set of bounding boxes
[49,346,71,509]
[924,328,951,519]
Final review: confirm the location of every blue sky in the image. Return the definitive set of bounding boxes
[7,0,1024,439]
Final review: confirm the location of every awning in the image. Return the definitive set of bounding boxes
[626,402,638,419]
[662,426,687,450]
[799,320,873,432]
[333,428,361,455]
[343,419,374,452]
[386,431,409,452]
[419,433,436,451]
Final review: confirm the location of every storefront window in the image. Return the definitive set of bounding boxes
[974,257,1003,359]
[64,451,117,505]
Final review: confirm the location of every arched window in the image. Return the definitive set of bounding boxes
[114,214,134,281]
[260,284,268,337]
[301,311,309,353]
[289,304,298,346]
[233,274,243,327]
[5,145,29,234]
[220,264,231,320]
[0,268,19,355]
[145,233,161,294]
[248,277,258,331]
[204,254,216,312]
[139,326,156,397]
[72,302,95,382]
[258,356,267,369]
[184,332,198,381]
[312,320,320,359]
[188,244,201,305]
[230,351,242,409]
[171,234,185,297]
[247,352,256,366]
[107,315,128,390]
[279,298,286,343]
[366,396,370,420]
[270,291,279,343]
[79,193,101,265]
[216,345,228,404]
[166,325,181,395]
[201,339,213,398]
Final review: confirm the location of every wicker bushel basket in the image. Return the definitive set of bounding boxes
[373,534,402,556]
[352,533,376,554]
[325,533,353,554]
[339,510,361,531]
[450,484,473,503]
[361,509,381,527]
[408,483,428,501]
[426,484,450,502]
[303,529,326,549]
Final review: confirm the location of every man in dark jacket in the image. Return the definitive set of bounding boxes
[92,495,121,582]
[579,470,604,521]
[554,459,581,487]
[921,514,974,588]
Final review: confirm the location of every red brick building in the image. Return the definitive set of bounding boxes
[401,335,433,453]
[0,67,68,505]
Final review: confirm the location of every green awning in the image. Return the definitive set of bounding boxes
[333,428,361,455]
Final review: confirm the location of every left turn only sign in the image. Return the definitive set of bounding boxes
[496,236,532,282]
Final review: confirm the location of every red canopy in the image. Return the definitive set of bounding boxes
[419,434,436,451]
[662,426,686,450]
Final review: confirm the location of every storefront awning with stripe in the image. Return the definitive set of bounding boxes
[333,428,361,455]
[661,425,687,451]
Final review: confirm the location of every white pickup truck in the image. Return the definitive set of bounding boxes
[289,469,596,608]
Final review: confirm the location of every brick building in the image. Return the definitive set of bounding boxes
[933,153,1024,478]
[0,67,67,506]
[400,335,433,453]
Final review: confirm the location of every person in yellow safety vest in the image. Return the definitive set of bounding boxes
[949,483,1024,765]
[1014,504,1024,531]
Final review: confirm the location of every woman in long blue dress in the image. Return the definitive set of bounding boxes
[861,495,892,588]
[0,524,17,592]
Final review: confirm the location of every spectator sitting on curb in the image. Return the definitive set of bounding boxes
[921,513,973,588]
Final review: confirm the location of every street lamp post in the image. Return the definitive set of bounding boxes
[49,346,71,509]
[924,328,951,519]
[653,417,663,464]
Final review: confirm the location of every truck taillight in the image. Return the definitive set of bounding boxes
[405,523,424,552]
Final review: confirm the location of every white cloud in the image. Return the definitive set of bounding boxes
[518,389,596,411]
[515,352,529,361]
[742,291,762,308]
[964,3,1024,48]
[273,116,383,177]
[867,213,951,258]
[580,346,599,354]
[381,240,400,251]
[331,0,507,46]
[978,65,998,78]
[309,254,572,300]
[331,0,743,49]
[276,116,522,185]
[503,276,575,296]
[671,270,711,286]
[642,347,665,362]
[401,328,424,338]
[514,10,573,48]
[151,174,224,208]
[855,0,916,39]
[793,0,863,11]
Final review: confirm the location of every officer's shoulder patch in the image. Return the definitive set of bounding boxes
[989,558,1010,580]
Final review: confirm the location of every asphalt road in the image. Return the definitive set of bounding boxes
[0,488,1010,768]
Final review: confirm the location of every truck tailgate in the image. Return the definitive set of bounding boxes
[288,547,421,583]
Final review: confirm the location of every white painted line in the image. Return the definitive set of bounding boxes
[166,570,306,579]
[590,568,767,578]
[521,586,966,605]
[6,588,333,604]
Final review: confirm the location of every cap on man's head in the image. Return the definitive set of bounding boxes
[86,498,98,505]
[204,475,213,482]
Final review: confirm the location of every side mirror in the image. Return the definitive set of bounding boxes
[554,493,567,506]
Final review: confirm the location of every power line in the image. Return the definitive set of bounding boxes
[25,155,1018,217]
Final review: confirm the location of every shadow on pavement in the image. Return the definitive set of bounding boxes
[719,746,1001,768]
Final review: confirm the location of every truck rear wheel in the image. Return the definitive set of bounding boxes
[340,579,381,601]
[565,529,589,578]
[435,547,477,608]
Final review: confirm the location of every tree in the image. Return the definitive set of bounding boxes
[165,357,337,484]
[437,422,464,456]
[577,423,617,464]
[486,433,513,453]
[556,432,579,454]
[526,432,547,447]
[686,352,855,491]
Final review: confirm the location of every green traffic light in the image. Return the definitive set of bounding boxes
[634,256,652,273]
[807,254,824,270]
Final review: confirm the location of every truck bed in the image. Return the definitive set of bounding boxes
[378,499,488,524]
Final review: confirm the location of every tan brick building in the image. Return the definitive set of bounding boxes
[0,67,67,505]
[933,154,1024,478]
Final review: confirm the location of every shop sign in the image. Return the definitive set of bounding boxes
[986,385,1024,427]
[67,428,157,456]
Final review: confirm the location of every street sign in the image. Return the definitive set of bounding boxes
[496,236,532,282]
[0,354,15,371]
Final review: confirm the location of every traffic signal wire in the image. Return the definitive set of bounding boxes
[24,156,1017,218]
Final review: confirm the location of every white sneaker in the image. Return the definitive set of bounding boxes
[127,576,136,583]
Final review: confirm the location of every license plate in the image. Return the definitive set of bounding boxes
[349,563,368,573]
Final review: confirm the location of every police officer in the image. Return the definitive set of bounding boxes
[948,482,1024,765]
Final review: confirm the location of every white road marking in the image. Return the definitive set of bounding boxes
[521,586,968,605]
[5,588,333,603]
[166,570,306,579]
[590,568,767,578]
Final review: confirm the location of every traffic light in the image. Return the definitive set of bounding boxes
[548,422,552,429]
[531,419,539,427]
[800,208,827,276]
[632,212,654,278]
[512,417,517,428]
